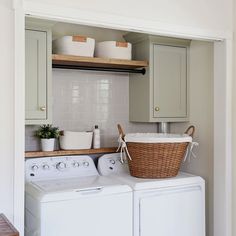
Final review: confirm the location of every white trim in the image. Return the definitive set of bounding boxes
[224,39,232,236]
[213,40,232,236]
[13,3,25,235]
[23,1,232,41]
[13,2,233,236]
[13,0,24,9]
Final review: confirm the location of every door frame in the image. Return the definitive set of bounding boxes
[13,1,233,236]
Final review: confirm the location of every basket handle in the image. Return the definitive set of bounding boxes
[117,124,125,139]
[184,125,195,137]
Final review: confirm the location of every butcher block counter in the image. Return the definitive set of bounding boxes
[0,214,19,236]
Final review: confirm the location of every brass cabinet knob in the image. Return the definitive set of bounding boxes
[155,107,160,112]
[40,106,46,111]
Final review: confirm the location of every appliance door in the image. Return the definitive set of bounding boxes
[139,185,205,236]
[40,190,132,236]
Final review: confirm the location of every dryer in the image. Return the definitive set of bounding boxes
[98,153,205,236]
[25,155,132,236]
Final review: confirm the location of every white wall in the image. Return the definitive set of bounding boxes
[171,41,214,236]
[0,0,15,222]
[52,22,127,42]
[25,0,233,35]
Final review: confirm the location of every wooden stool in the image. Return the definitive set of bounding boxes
[0,214,19,236]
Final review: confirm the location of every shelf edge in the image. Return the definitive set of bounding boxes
[52,54,148,69]
[25,147,118,158]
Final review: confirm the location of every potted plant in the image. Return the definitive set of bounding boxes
[35,124,60,151]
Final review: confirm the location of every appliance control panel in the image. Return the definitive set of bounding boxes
[25,155,98,182]
[97,153,129,176]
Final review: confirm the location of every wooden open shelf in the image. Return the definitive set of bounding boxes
[52,54,148,70]
[25,147,118,158]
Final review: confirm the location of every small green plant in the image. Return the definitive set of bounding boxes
[35,124,60,139]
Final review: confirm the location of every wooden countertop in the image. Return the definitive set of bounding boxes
[0,214,19,236]
[25,147,118,158]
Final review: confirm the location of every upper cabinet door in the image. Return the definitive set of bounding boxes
[153,45,187,118]
[126,33,190,123]
[25,29,47,122]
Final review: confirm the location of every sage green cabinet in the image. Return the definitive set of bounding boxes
[125,34,190,122]
[153,44,187,119]
[25,25,52,125]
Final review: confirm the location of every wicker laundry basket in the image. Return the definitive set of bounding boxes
[117,124,195,178]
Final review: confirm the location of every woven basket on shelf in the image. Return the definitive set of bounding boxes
[117,124,195,178]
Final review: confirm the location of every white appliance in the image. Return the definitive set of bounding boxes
[98,153,206,236]
[25,155,132,236]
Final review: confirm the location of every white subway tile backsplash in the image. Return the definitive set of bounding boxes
[25,125,41,151]
[25,69,157,151]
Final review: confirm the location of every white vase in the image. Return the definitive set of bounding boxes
[41,138,55,151]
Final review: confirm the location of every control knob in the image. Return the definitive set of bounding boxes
[109,159,115,165]
[43,164,50,170]
[73,162,80,168]
[56,162,67,170]
[83,161,89,167]
[31,165,39,171]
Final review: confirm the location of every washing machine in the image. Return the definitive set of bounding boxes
[98,153,206,236]
[25,155,132,236]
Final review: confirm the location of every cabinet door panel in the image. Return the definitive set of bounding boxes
[153,45,187,118]
[25,30,47,120]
